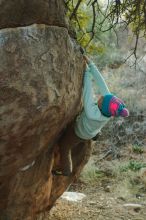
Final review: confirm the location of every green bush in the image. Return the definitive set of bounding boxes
[120,160,146,172]
[132,145,144,154]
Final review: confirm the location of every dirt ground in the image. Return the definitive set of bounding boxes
[48,180,146,220]
[45,142,146,220]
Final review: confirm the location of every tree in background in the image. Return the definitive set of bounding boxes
[65,0,146,63]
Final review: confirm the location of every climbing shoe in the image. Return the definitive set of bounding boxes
[52,170,71,176]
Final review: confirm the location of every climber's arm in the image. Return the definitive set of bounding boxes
[83,55,110,96]
[83,67,101,120]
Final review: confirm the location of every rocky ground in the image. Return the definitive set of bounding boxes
[39,138,146,220]
[47,179,146,220]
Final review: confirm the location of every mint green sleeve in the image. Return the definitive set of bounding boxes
[88,61,110,96]
[83,67,102,120]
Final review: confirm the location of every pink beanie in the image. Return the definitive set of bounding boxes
[101,94,129,117]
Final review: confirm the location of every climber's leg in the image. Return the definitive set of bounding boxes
[59,123,84,176]
[53,123,84,176]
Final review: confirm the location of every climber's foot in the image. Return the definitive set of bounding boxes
[52,170,71,176]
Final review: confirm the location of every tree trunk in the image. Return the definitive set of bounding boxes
[0,1,91,219]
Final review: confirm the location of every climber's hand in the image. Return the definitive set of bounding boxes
[83,59,87,71]
[83,55,90,65]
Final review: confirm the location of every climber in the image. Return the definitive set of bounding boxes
[52,52,129,176]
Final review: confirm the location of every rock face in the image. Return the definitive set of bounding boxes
[0,1,92,219]
[0,0,67,29]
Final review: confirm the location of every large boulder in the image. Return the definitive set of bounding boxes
[0,1,92,219]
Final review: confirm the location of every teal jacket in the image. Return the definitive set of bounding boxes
[74,61,111,140]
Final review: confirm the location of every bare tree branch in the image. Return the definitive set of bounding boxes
[65,0,146,64]
[85,0,97,47]
[70,0,83,20]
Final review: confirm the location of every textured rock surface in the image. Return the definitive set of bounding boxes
[0,23,88,219]
[0,0,67,29]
